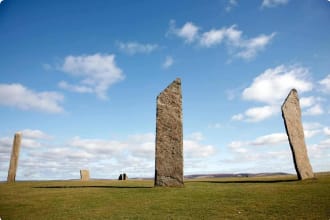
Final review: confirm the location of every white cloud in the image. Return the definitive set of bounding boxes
[303,122,323,130]
[303,104,324,116]
[21,129,52,140]
[169,20,199,43]
[225,25,243,46]
[261,0,289,8]
[22,139,43,149]
[228,141,248,153]
[300,96,317,108]
[200,29,226,47]
[199,25,275,60]
[184,140,216,158]
[250,133,287,146]
[60,53,124,100]
[245,106,277,122]
[117,41,158,55]
[233,65,315,122]
[163,56,174,69]
[231,113,244,121]
[236,33,276,60]
[319,75,330,93]
[225,0,238,12]
[0,83,64,113]
[228,132,290,161]
[0,131,218,180]
[242,65,313,104]
[324,127,330,136]
[301,122,323,139]
[58,81,93,94]
[243,105,279,122]
[304,129,322,139]
[169,21,275,60]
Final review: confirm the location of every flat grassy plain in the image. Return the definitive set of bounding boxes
[0,173,329,219]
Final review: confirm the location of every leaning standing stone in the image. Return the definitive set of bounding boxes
[281,89,314,180]
[7,132,22,183]
[155,78,184,187]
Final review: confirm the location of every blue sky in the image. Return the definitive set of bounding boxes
[0,0,329,180]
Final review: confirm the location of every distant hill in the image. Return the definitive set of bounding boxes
[184,172,291,179]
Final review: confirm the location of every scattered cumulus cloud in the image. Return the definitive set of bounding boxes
[168,21,275,60]
[319,75,330,93]
[117,41,158,55]
[225,0,238,12]
[168,20,199,43]
[303,104,324,116]
[58,81,93,94]
[21,129,52,140]
[261,0,289,8]
[300,96,317,108]
[235,33,276,60]
[0,83,64,113]
[0,131,216,180]
[200,28,227,47]
[244,105,279,122]
[231,65,322,122]
[231,113,244,121]
[242,65,313,104]
[59,53,124,100]
[324,127,330,136]
[184,140,216,158]
[302,122,323,139]
[163,56,174,69]
[250,133,287,146]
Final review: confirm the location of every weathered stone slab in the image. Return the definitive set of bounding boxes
[80,169,90,181]
[118,173,127,180]
[155,78,184,187]
[281,89,314,180]
[7,132,22,183]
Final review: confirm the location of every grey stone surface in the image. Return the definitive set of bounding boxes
[155,78,184,187]
[282,89,314,180]
[80,169,90,181]
[7,132,22,183]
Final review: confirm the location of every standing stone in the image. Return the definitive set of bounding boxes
[281,89,314,180]
[155,78,184,187]
[118,173,128,180]
[80,169,90,181]
[7,132,22,183]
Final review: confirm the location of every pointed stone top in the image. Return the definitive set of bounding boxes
[158,78,181,97]
[174,78,181,84]
[289,88,298,95]
[282,88,299,110]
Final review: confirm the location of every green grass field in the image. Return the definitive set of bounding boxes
[1,173,329,219]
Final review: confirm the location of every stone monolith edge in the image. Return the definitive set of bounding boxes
[155,78,184,187]
[7,132,22,183]
[281,89,314,180]
[80,169,90,181]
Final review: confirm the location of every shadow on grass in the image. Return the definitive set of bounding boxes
[33,185,152,189]
[185,179,299,184]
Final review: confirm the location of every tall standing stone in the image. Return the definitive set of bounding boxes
[155,78,184,187]
[7,132,22,183]
[281,89,314,180]
[80,169,90,181]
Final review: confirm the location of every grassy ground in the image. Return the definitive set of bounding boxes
[0,173,329,219]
